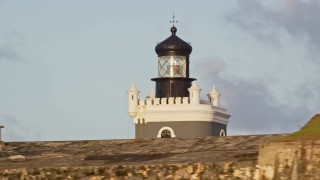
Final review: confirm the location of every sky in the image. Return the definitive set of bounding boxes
[0,0,319,141]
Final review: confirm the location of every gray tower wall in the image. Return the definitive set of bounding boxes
[135,121,226,139]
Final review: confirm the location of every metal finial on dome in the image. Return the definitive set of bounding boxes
[155,14,192,56]
[170,13,178,35]
[171,26,177,35]
[169,13,178,27]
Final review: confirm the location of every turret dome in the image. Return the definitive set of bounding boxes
[155,27,192,56]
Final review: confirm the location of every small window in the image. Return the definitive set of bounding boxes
[220,129,226,136]
[157,127,176,138]
[131,95,133,100]
[161,129,171,138]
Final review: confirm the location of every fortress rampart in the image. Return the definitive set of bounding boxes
[1,135,320,179]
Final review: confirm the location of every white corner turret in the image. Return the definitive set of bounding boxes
[208,85,220,107]
[188,81,201,104]
[148,89,155,99]
[127,83,140,117]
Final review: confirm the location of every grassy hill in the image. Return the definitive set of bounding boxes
[275,114,320,142]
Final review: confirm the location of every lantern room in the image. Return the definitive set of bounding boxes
[152,26,195,98]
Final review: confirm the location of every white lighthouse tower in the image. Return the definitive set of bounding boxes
[127,21,230,139]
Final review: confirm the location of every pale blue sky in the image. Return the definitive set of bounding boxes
[1,0,319,141]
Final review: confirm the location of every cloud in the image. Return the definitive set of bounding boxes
[221,0,320,129]
[195,57,313,135]
[226,0,320,55]
[0,45,24,62]
[0,31,24,62]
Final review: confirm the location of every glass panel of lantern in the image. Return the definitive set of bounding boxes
[158,56,186,77]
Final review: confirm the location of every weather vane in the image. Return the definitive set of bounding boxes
[169,13,178,27]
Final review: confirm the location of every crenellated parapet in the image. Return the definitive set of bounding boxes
[138,97,190,106]
[127,82,230,126]
[131,82,222,107]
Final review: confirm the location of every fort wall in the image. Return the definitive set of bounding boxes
[1,155,320,180]
[0,163,261,180]
[1,136,320,179]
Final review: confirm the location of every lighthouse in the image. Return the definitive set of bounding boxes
[127,20,230,139]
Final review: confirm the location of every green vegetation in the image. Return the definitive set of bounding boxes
[275,114,320,142]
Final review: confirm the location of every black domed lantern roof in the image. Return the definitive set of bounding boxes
[155,26,192,56]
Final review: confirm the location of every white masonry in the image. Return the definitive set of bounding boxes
[127,82,230,132]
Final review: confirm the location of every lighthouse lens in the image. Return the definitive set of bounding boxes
[158,56,186,78]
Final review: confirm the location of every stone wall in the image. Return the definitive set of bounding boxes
[0,163,258,180]
[0,141,4,151]
[1,136,320,179]
[1,160,320,180]
[257,140,320,180]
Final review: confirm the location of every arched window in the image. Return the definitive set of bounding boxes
[161,129,171,138]
[220,129,226,136]
[157,127,176,138]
